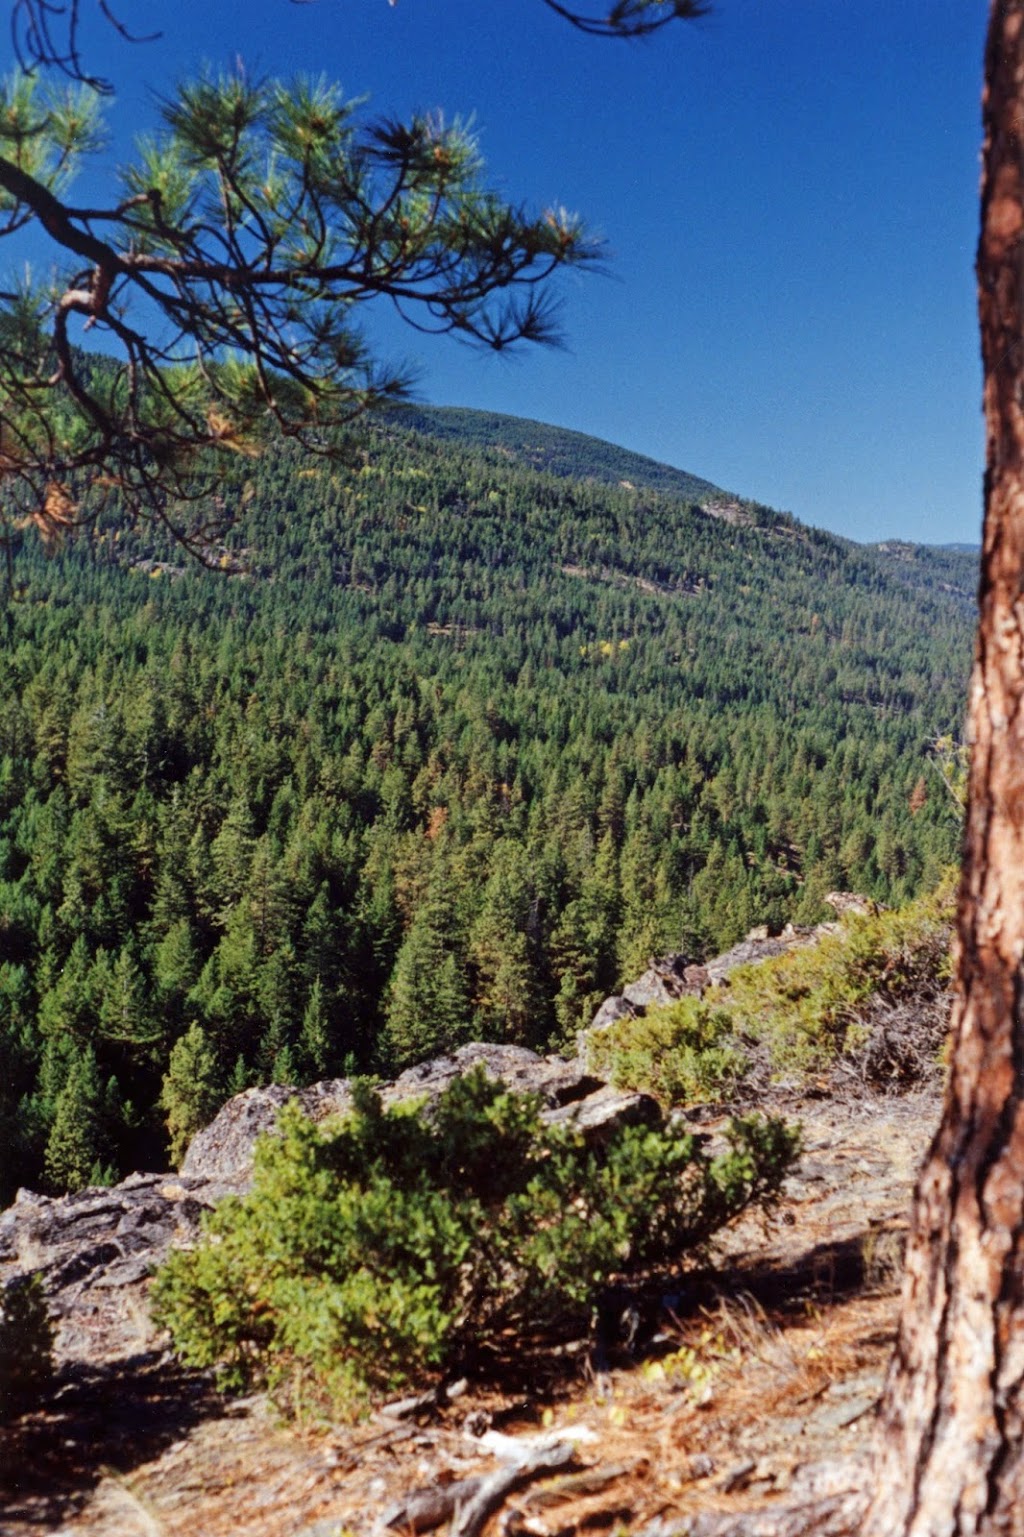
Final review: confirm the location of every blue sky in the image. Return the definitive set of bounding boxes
[63,0,986,544]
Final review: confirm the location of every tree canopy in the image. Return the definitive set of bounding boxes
[0,0,710,560]
[0,64,595,557]
[0,411,972,1203]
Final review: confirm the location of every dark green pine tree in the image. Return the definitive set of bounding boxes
[43,1046,106,1193]
[380,901,471,1070]
[159,1024,222,1167]
[152,918,202,1019]
[469,843,545,1044]
[298,978,332,1081]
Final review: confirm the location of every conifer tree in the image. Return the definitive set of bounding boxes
[0,61,595,551]
[469,843,543,1043]
[298,978,331,1081]
[381,901,470,1069]
[862,6,1024,1527]
[152,918,201,1013]
[43,1046,104,1192]
[95,946,156,1048]
[159,1023,220,1167]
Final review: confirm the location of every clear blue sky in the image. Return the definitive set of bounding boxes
[68,0,987,544]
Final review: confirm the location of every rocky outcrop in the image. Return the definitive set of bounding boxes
[581,927,818,1059]
[183,1042,660,1182]
[703,924,820,985]
[180,1078,355,1181]
[581,896,876,1059]
[587,954,708,1035]
[0,1172,240,1365]
[1,1044,659,1366]
[3,907,879,1374]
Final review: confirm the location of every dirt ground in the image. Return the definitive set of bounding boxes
[0,1090,939,1537]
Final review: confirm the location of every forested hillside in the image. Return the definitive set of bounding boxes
[386,405,726,502]
[0,413,973,1199]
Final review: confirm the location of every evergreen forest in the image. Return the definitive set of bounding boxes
[0,409,975,1201]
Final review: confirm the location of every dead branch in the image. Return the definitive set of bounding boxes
[379,1476,487,1534]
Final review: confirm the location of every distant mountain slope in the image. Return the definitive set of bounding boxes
[389,404,726,504]
[0,411,975,1201]
[868,539,979,606]
[393,406,981,596]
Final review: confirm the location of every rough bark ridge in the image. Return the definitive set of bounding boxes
[862,5,1024,1532]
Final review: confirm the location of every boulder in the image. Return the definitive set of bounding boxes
[588,993,640,1034]
[581,955,707,1048]
[621,954,703,1010]
[181,1078,354,1181]
[543,1081,662,1144]
[0,1172,239,1365]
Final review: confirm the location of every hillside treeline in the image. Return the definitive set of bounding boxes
[0,418,972,1198]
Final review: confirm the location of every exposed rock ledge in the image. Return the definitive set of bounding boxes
[180,1040,658,1181]
[581,893,874,1046]
[0,1044,659,1368]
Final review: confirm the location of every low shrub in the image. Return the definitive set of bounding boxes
[588,880,955,1103]
[585,998,747,1107]
[724,881,954,1078]
[152,1068,797,1417]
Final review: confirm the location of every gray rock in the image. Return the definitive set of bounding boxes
[543,1082,661,1144]
[825,891,878,917]
[183,1042,641,1185]
[588,994,638,1033]
[704,932,801,986]
[579,954,705,1060]
[385,1041,586,1108]
[0,1172,239,1366]
[181,1078,354,1180]
[621,971,682,1011]
[579,906,876,1058]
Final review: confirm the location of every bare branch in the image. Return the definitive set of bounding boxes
[11,0,159,93]
[541,0,711,39]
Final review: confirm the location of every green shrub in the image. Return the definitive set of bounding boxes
[585,999,747,1107]
[152,1068,797,1418]
[0,1273,55,1421]
[582,880,954,1101]
[724,881,954,1076]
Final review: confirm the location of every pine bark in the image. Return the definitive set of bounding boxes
[862,3,1024,1531]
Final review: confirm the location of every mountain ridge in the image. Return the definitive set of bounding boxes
[388,403,736,506]
[391,403,980,563]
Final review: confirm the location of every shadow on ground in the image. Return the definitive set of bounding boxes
[1,1352,223,1529]
[445,1222,902,1404]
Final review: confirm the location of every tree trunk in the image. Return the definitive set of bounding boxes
[862,3,1024,1531]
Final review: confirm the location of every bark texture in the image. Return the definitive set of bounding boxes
[862,4,1024,1533]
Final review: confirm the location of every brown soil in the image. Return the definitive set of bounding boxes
[0,1090,939,1537]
